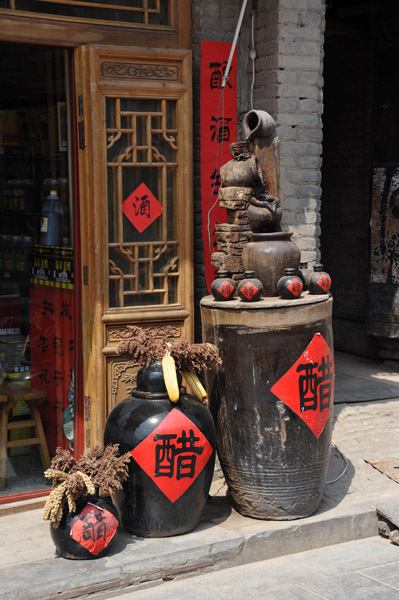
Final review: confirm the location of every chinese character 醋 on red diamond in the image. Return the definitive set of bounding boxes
[70,503,119,555]
[287,279,302,297]
[270,333,334,438]
[131,408,213,502]
[241,281,258,300]
[123,183,162,234]
[217,280,235,299]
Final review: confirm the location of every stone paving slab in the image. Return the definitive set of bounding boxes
[96,537,399,600]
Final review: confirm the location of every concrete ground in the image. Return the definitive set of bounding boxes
[106,536,399,600]
[0,351,398,600]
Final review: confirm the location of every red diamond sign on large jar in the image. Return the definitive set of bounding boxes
[131,408,213,503]
[123,182,162,233]
[270,333,334,439]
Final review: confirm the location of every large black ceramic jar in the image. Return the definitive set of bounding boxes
[50,489,120,560]
[103,361,216,537]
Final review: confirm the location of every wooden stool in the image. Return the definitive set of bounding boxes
[0,382,51,491]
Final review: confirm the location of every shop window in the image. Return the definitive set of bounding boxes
[0,44,75,498]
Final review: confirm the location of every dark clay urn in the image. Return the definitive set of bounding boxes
[103,361,216,538]
[237,271,263,302]
[307,264,332,295]
[211,269,236,301]
[277,268,303,299]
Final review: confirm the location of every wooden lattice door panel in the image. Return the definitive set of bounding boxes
[107,97,180,309]
[75,45,193,448]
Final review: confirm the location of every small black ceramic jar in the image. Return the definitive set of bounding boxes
[277,268,303,299]
[237,271,263,302]
[211,269,236,301]
[307,264,331,295]
[50,489,120,560]
[297,262,311,291]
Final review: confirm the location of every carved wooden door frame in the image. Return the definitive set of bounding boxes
[75,45,193,449]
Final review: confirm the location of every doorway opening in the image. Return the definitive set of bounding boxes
[0,43,77,499]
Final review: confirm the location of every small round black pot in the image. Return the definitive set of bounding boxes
[50,493,120,560]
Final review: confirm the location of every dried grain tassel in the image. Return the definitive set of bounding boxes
[162,349,180,403]
[182,371,208,405]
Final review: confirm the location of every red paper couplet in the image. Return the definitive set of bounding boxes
[270,333,335,438]
[30,287,75,454]
[131,408,213,503]
[70,503,119,555]
[123,182,162,234]
[200,40,238,293]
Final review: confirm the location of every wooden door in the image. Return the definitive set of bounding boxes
[74,45,193,449]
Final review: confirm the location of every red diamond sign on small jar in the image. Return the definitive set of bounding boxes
[270,333,334,439]
[131,408,213,503]
[240,281,259,300]
[317,274,331,292]
[287,279,302,297]
[217,280,235,299]
[123,183,162,234]
[70,503,119,555]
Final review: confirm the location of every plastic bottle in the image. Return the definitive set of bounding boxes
[0,234,7,270]
[39,177,55,209]
[14,180,24,211]
[13,235,25,272]
[59,178,70,237]
[40,189,64,247]
[23,235,32,274]
[4,180,13,211]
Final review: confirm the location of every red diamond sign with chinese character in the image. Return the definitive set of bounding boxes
[70,503,119,555]
[217,280,235,299]
[270,333,334,438]
[317,274,331,292]
[123,182,162,233]
[240,281,259,300]
[287,279,302,297]
[131,408,213,503]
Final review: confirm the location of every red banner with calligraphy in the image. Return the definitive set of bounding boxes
[200,40,237,293]
[30,287,75,454]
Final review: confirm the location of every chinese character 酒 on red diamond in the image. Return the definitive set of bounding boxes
[122,183,162,234]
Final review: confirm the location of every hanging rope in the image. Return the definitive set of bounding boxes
[250,3,257,110]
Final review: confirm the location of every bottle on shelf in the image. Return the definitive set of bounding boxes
[23,235,32,275]
[13,235,25,272]
[40,189,64,247]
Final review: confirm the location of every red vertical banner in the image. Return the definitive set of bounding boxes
[200,41,237,293]
[29,288,75,454]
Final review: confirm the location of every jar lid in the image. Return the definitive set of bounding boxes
[284,268,296,275]
[216,269,229,277]
[243,271,255,277]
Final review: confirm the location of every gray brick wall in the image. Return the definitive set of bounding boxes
[251,0,325,265]
[192,0,325,338]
